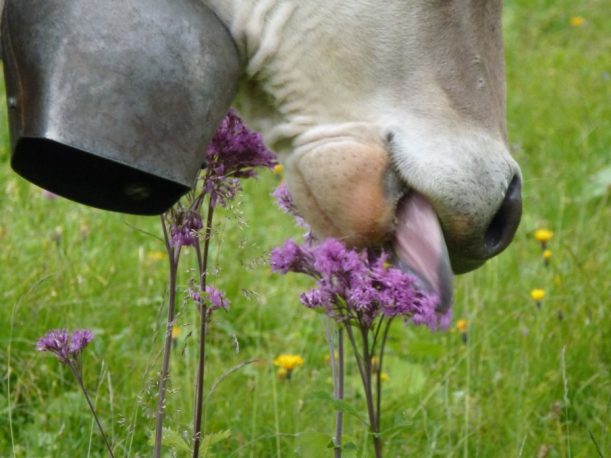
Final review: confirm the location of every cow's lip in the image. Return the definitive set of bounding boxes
[390,192,453,311]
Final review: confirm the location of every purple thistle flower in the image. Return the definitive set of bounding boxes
[188,287,202,303]
[300,288,333,309]
[69,329,95,354]
[270,240,316,275]
[36,329,70,363]
[204,109,276,207]
[37,329,95,365]
[170,210,202,248]
[271,237,450,330]
[205,286,230,312]
[272,182,297,215]
[272,182,312,233]
[188,285,230,315]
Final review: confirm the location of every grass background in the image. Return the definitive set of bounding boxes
[1,0,609,456]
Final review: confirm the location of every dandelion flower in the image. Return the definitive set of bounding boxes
[380,372,389,383]
[530,289,545,301]
[456,319,468,333]
[273,354,304,380]
[542,249,552,260]
[171,325,181,339]
[274,354,305,370]
[534,229,553,243]
[569,16,585,27]
[273,164,284,175]
[543,249,552,267]
[531,289,545,308]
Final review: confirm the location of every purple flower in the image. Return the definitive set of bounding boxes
[36,329,70,363]
[270,237,449,330]
[69,329,95,354]
[204,109,276,207]
[272,182,312,234]
[273,182,297,215]
[189,285,230,315]
[170,210,202,248]
[205,286,229,312]
[270,240,315,275]
[300,288,333,309]
[37,329,95,365]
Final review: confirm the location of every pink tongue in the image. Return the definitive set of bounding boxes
[393,193,453,310]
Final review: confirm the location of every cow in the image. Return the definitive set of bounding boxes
[205,0,522,308]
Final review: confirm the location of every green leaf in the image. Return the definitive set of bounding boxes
[295,432,335,456]
[148,428,191,453]
[200,430,231,457]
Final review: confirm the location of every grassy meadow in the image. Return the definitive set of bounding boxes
[1,0,609,456]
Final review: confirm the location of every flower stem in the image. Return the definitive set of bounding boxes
[70,365,115,458]
[192,201,215,458]
[334,327,345,458]
[154,216,180,458]
[344,324,382,458]
[360,326,382,458]
[375,319,393,436]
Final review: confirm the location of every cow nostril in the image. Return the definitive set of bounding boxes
[484,175,522,255]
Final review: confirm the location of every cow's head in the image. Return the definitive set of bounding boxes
[239,1,523,307]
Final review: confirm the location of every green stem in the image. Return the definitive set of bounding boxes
[154,216,180,458]
[345,324,382,458]
[375,318,393,435]
[334,327,345,458]
[192,201,215,458]
[70,364,115,458]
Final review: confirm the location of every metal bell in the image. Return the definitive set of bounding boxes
[1,0,240,214]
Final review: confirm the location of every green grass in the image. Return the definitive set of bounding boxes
[1,1,609,456]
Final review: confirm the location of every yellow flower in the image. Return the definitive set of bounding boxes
[274,354,304,381]
[171,324,181,339]
[273,354,304,370]
[530,289,545,301]
[380,372,389,383]
[147,250,166,262]
[569,16,585,27]
[456,319,468,333]
[534,229,553,243]
[273,164,284,175]
[543,249,552,260]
